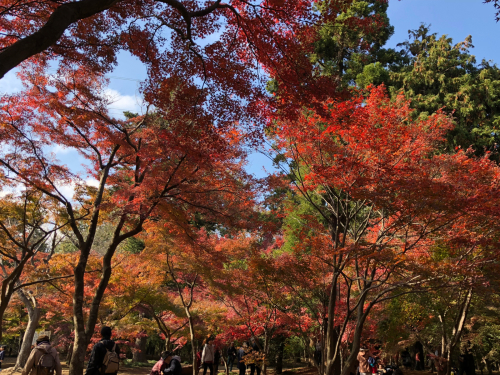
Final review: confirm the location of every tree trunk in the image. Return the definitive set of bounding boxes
[275,336,285,375]
[69,238,123,375]
[165,333,171,351]
[15,290,40,370]
[484,359,493,375]
[0,254,34,341]
[441,287,473,375]
[133,334,148,362]
[262,330,271,375]
[325,327,341,375]
[67,343,74,364]
[324,272,340,375]
[187,315,197,375]
[339,292,372,375]
[69,252,90,375]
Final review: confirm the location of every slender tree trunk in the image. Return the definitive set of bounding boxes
[442,288,473,375]
[69,239,123,375]
[165,333,171,351]
[324,272,340,375]
[325,327,341,375]
[187,315,197,375]
[69,251,90,375]
[262,330,271,375]
[133,334,148,362]
[484,359,493,375]
[0,255,33,341]
[275,336,285,375]
[340,292,372,375]
[15,290,40,369]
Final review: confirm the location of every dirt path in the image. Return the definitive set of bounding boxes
[0,358,153,375]
[0,359,462,375]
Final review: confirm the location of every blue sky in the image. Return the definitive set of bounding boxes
[2,0,499,181]
[386,0,500,62]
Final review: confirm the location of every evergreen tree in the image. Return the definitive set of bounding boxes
[357,24,500,155]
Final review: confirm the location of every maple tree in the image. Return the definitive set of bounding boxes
[0,58,256,375]
[0,189,70,342]
[4,3,500,375]
[267,85,500,375]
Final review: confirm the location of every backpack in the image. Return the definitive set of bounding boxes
[35,348,56,375]
[368,357,377,368]
[102,343,119,374]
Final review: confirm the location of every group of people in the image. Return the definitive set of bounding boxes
[356,343,477,375]
[17,326,121,375]
[16,328,261,375]
[196,337,221,375]
[357,348,386,375]
[196,337,263,375]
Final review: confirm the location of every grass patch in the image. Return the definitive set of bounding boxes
[122,359,157,368]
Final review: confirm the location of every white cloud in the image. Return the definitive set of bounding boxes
[85,179,100,188]
[0,179,101,202]
[0,69,24,95]
[52,144,74,155]
[104,88,145,118]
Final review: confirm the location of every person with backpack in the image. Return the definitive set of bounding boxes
[22,335,62,375]
[201,337,215,375]
[85,326,120,375]
[368,355,378,374]
[162,352,182,375]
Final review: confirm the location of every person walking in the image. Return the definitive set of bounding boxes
[227,342,237,372]
[249,338,261,375]
[368,351,378,374]
[214,347,221,374]
[459,345,475,375]
[314,340,322,368]
[415,352,423,371]
[237,343,248,375]
[22,335,62,375]
[85,326,120,375]
[201,338,215,375]
[197,349,203,373]
[358,348,371,375]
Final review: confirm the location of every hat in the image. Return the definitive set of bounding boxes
[36,335,50,343]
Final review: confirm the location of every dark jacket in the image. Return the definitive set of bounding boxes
[163,356,182,375]
[237,348,246,370]
[86,339,120,375]
[227,346,237,359]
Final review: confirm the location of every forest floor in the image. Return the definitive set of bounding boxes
[0,358,483,375]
